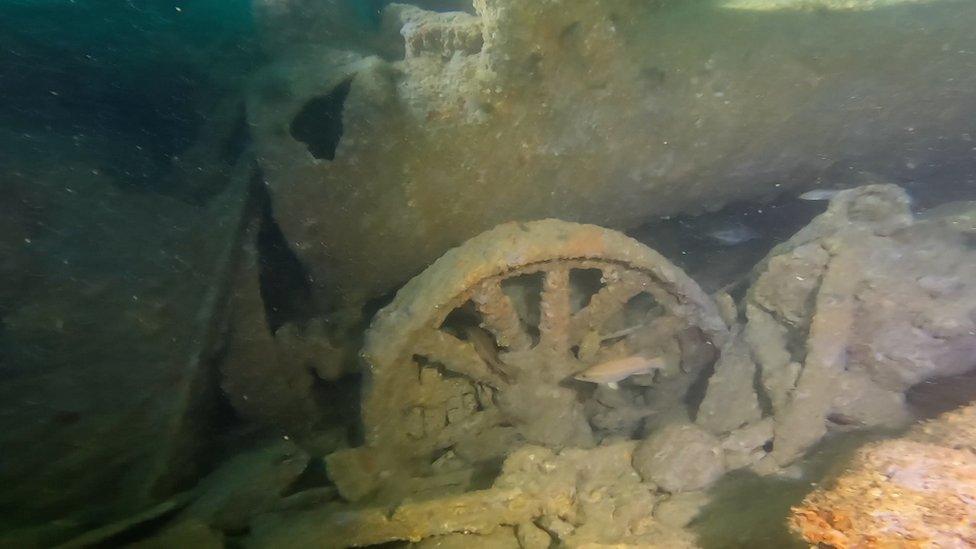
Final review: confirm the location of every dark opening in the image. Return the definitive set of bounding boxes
[252,178,318,332]
[310,372,365,446]
[685,353,719,419]
[906,370,976,420]
[281,457,333,498]
[362,288,398,324]
[569,268,605,312]
[753,356,774,417]
[439,300,484,337]
[500,272,544,344]
[289,78,353,161]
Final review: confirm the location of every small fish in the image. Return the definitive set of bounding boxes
[464,326,511,382]
[574,355,666,389]
[599,324,647,340]
[826,413,863,427]
[917,200,976,227]
[798,188,842,201]
[706,223,758,246]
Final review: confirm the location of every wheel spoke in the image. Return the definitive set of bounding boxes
[471,280,532,351]
[569,269,650,340]
[538,266,571,354]
[413,330,504,386]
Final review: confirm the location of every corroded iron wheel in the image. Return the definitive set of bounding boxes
[359,219,729,475]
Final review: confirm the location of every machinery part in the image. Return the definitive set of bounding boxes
[358,219,729,476]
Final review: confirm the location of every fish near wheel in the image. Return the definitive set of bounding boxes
[360,219,729,475]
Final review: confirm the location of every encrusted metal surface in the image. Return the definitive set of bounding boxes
[358,219,728,473]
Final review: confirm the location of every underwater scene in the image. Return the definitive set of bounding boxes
[3,0,976,547]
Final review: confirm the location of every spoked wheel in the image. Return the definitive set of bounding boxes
[360,219,729,475]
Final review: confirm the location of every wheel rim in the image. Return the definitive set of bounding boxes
[360,219,729,471]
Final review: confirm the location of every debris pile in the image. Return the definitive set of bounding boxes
[36,184,976,548]
[251,442,699,548]
[707,185,976,473]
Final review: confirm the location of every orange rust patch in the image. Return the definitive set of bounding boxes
[790,412,976,548]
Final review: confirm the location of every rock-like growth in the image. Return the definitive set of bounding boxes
[741,187,976,468]
[633,423,726,493]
